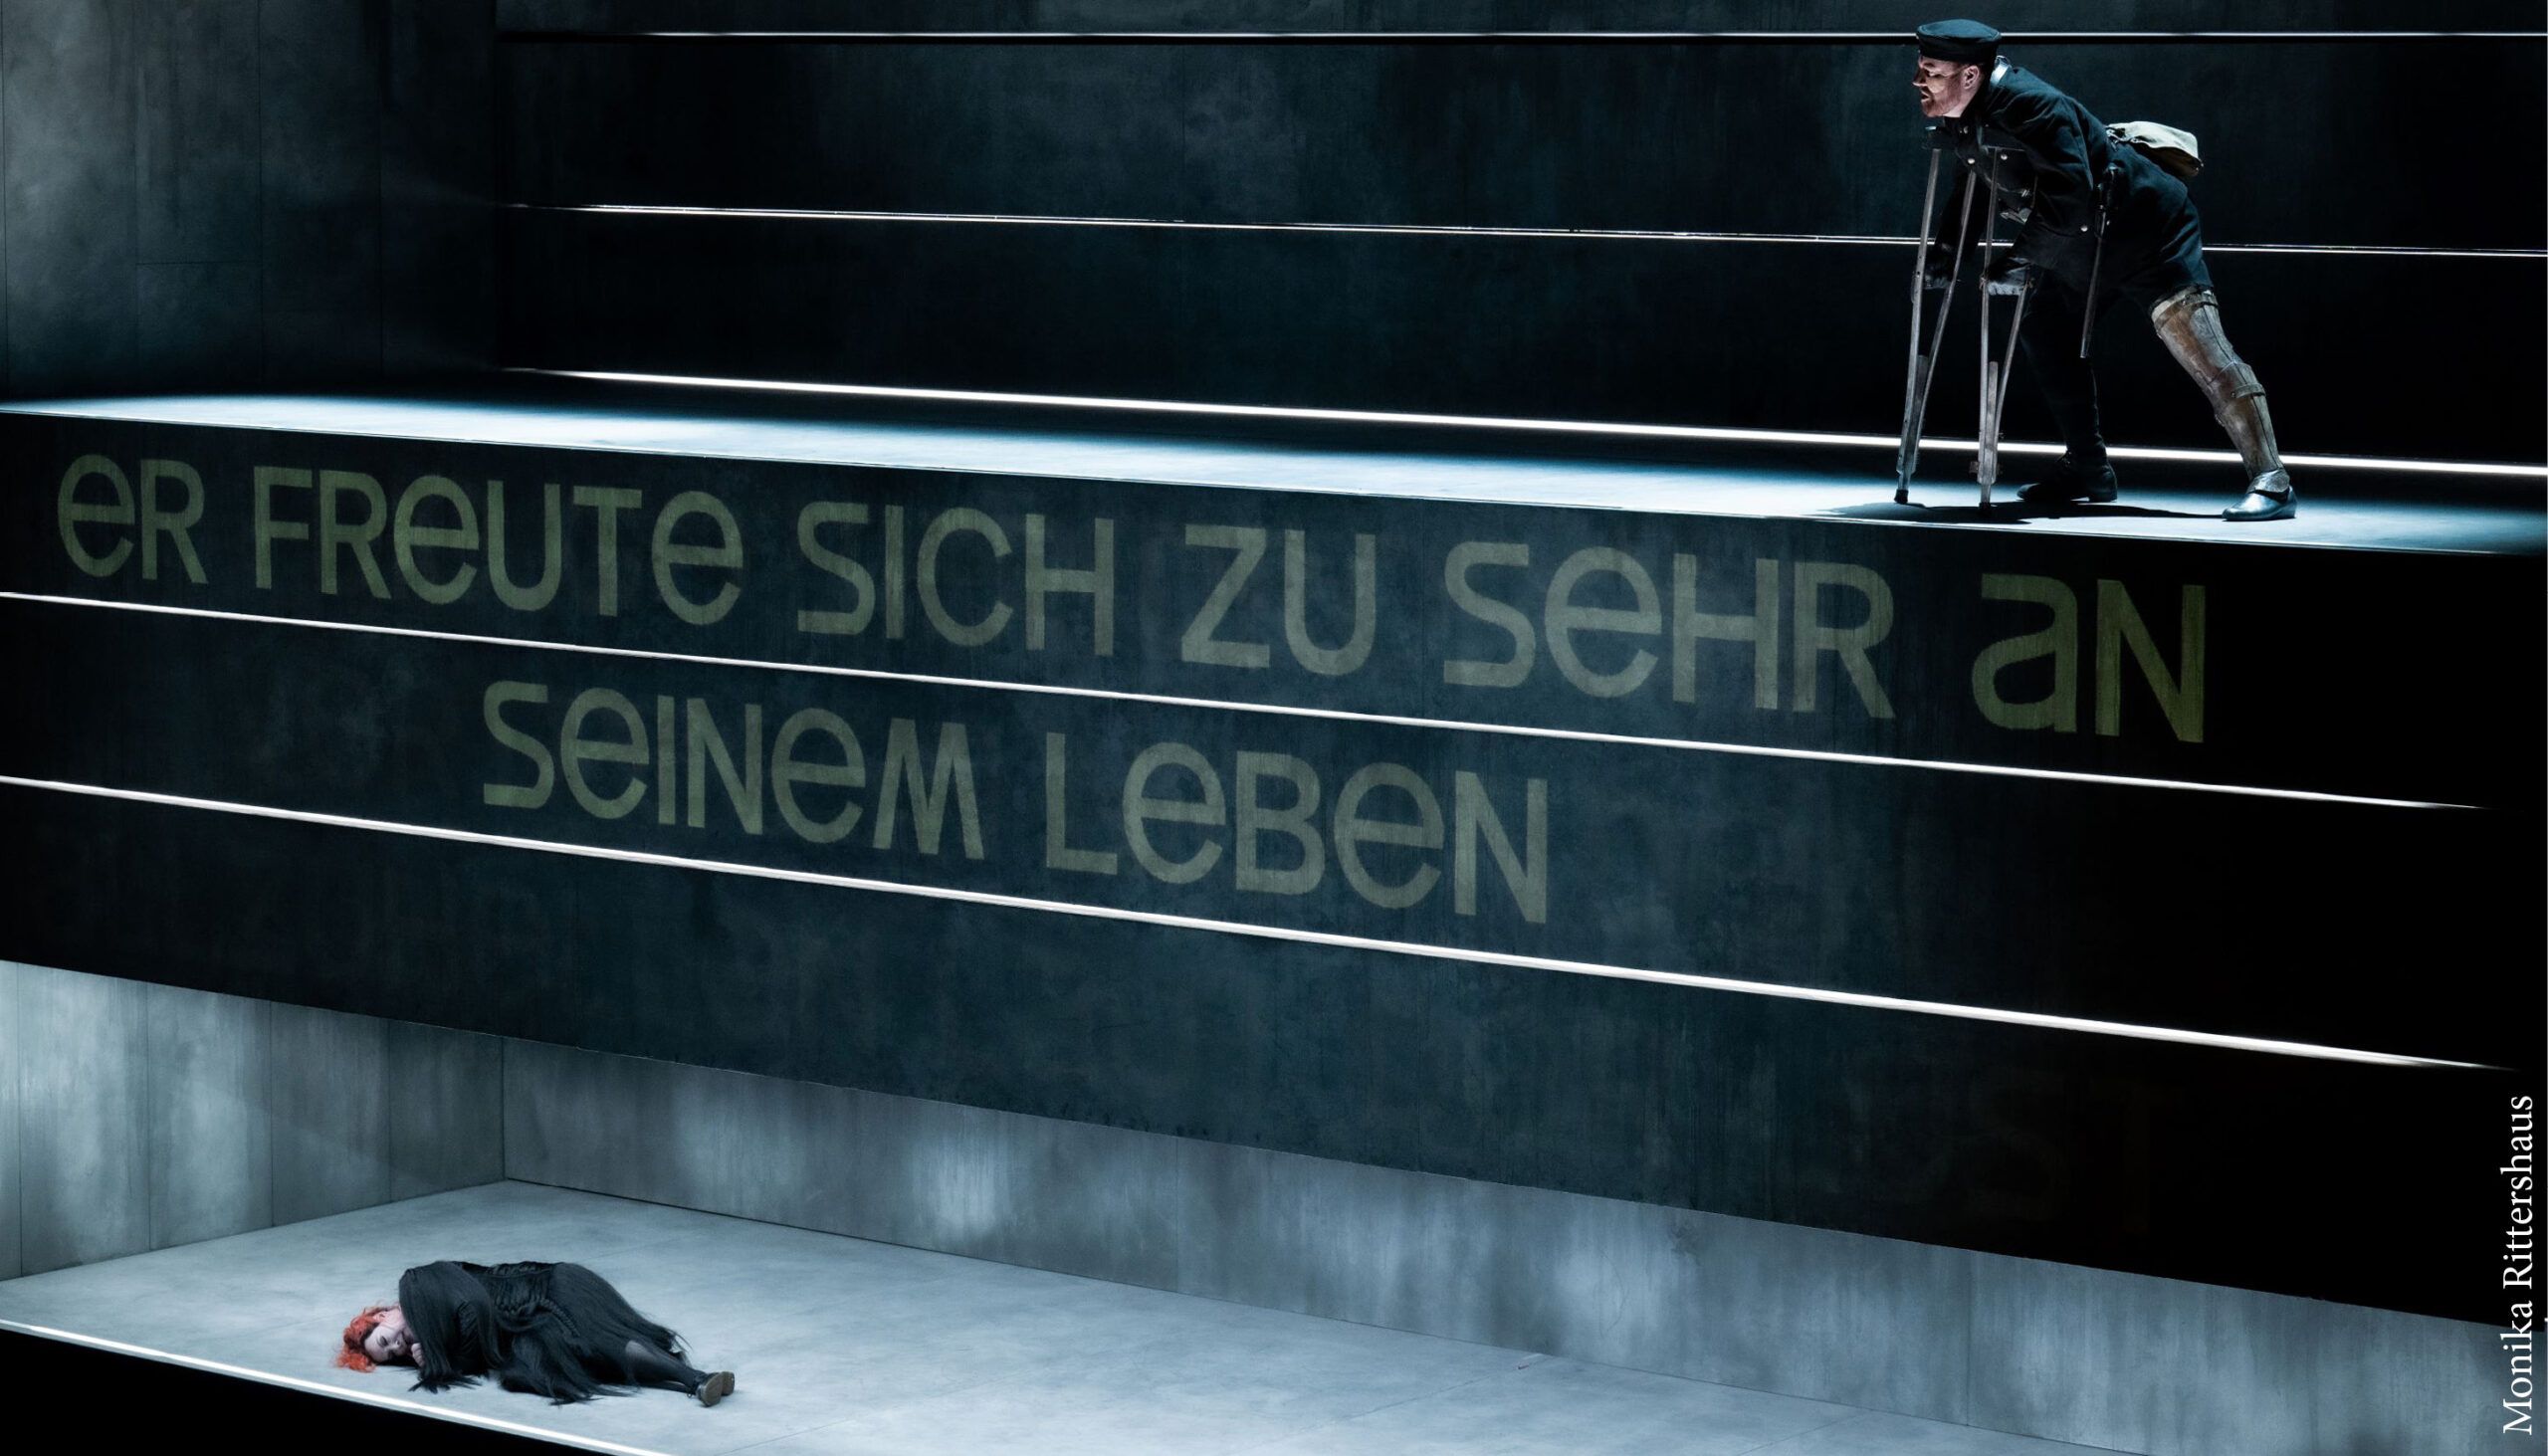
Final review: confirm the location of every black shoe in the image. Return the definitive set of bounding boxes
[697,1370,736,1406]
[2224,469,2296,521]
[2017,458,2119,506]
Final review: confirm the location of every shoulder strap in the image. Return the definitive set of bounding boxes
[2108,120,2204,180]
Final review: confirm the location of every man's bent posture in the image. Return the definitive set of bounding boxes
[1913,19,2295,521]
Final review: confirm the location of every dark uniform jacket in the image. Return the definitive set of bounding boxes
[1929,59,2208,303]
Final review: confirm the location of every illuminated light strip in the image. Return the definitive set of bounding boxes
[0,591,2474,811]
[517,367,2548,480]
[0,773,2499,1072]
[525,202,2548,261]
[500,30,2548,42]
[530,203,1911,247]
[14,396,2530,555]
[0,1319,676,1456]
[2205,242,2545,259]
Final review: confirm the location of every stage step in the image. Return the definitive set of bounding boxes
[2,390,2537,1326]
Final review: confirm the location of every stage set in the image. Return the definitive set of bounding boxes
[1,4,2541,1454]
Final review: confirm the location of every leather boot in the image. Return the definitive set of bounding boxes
[2017,453,2120,506]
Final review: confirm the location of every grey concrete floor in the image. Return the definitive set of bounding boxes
[4,391,2538,556]
[0,1181,2127,1455]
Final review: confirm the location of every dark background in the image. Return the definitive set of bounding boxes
[498,22,2547,463]
[2,2,2540,465]
[0,0,493,393]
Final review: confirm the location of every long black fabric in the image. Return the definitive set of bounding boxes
[397,1260,693,1404]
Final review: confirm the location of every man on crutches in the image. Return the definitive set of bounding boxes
[1902,19,2297,521]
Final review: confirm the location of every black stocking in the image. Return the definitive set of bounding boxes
[621,1337,708,1393]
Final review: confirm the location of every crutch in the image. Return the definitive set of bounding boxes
[1894,134,1979,506]
[1971,144,2037,510]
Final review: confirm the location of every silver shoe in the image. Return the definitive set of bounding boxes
[2224,468,2296,521]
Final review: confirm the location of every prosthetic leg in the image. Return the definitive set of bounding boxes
[2150,286,2294,520]
[1895,140,1978,505]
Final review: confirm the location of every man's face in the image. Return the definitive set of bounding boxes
[1913,57,1983,117]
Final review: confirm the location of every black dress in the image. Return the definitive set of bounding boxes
[397,1259,695,1403]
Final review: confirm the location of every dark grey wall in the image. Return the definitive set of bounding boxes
[494,0,2548,36]
[0,959,503,1280]
[0,0,495,399]
[499,1038,2511,1456]
[9,786,2530,1326]
[1,0,2538,1351]
[9,0,2537,446]
[3,415,2537,1324]
[494,7,2548,463]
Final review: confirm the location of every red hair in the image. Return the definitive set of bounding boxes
[336,1304,394,1371]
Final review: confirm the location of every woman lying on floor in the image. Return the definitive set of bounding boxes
[336,1260,737,1407]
